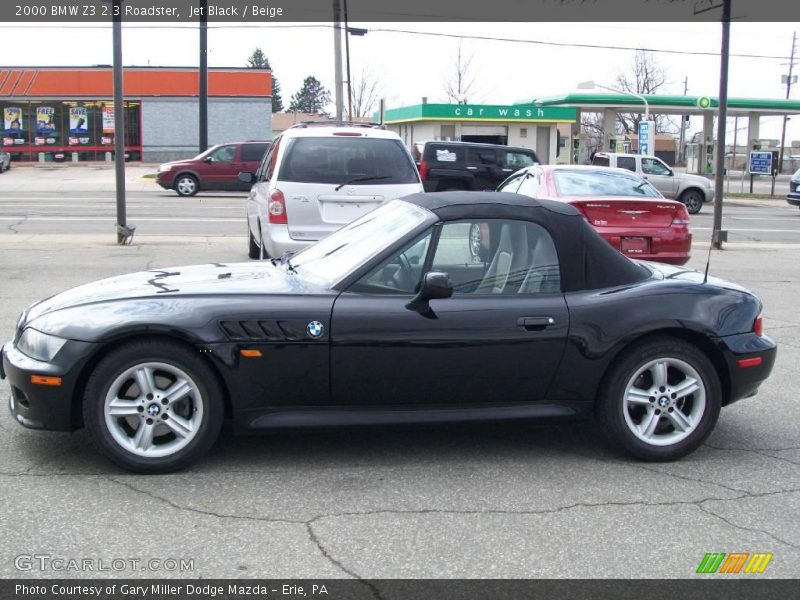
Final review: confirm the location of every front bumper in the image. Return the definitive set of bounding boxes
[703,187,714,203]
[155,172,176,190]
[786,189,800,207]
[718,333,777,405]
[1,341,88,432]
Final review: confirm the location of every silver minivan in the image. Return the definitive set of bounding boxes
[244,122,423,259]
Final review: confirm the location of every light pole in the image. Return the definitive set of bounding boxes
[577,80,650,121]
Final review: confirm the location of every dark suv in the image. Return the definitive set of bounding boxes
[412,141,539,192]
[156,141,271,196]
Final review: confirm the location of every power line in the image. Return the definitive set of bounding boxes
[0,23,795,61]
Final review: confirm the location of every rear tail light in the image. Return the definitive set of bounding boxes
[267,189,287,224]
[418,160,428,180]
[753,315,763,337]
[672,206,691,225]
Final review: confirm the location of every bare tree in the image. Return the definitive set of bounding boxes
[351,69,382,119]
[443,42,477,104]
[615,50,678,135]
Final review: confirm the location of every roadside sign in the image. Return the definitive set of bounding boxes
[748,151,773,175]
[638,120,655,156]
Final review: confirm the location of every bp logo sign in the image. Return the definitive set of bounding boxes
[697,96,712,110]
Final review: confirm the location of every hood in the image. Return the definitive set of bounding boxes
[679,172,712,188]
[25,262,316,324]
[642,261,749,293]
[160,158,199,169]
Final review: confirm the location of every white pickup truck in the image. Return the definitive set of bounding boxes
[592,152,713,214]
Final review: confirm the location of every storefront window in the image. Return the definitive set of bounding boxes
[0,99,141,162]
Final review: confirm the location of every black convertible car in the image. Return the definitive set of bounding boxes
[2,192,776,473]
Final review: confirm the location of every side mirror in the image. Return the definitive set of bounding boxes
[407,271,453,312]
[204,156,213,163]
[238,172,256,184]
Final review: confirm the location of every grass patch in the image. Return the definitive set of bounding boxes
[723,192,786,200]
[140,173,157,179]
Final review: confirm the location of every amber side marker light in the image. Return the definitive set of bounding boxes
[240,349,263,358]
[31,375,62,386]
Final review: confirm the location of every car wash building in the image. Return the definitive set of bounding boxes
[381,102,577,164]
[0,66,272,163]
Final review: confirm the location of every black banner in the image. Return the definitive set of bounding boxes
[1,0,799,23]
[2,579,799,600]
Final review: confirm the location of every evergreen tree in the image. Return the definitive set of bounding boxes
[246,48,283,112]
[288,76,332,115]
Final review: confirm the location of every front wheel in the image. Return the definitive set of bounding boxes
[680,190,704,215]
[174,174,199,197]
[596,336,721,461]
[83,340,224,473]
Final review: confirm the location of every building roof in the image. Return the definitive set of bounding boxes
[531,93,800,115]
[0,67,272,98]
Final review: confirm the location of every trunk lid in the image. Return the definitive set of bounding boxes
[568,197,683,228]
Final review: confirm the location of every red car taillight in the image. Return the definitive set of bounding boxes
[753,315,763,337]
[672,205,691,226]
[268,189,287,224]
[418,160,428,180]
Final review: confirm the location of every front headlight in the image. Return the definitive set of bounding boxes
[158,164,173,173]
[16,328,68,362]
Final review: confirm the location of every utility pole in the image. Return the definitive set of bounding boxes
[343,0,353,120]
[111,0,130,244]
[712,0,731,250]
[778,31,797,174]
[332,0,344,120]
[199,0,208,153]
[678,76,688,165]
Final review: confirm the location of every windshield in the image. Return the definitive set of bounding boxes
[278,137,420,185]
[554,169,661,198]
[289,199,435,286]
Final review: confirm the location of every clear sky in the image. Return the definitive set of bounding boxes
[1,21,797,142]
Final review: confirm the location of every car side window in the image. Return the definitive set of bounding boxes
[430,220,560,295]
[503,150,536,169]
[642,158,671,175]
[242,143,269,163]
[467,148,498,167]
[260,136,281,182]
[352,230,434,294]
[617,156,636,172]
[592,154,610,167]
[208,145,236,163]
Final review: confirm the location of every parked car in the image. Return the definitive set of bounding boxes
[242,121,422,259]
[498,165,692,265]
[787,167,800,209]
[0,147,10,173]
[2,192,776,472]
[412,140,539,192]
[591,152,712,214]
[156,141,271,196]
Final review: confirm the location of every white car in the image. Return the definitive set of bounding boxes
[0,148,10,173]
[243,122,423,259]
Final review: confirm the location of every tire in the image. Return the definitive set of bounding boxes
[83,340,224,473]
[174,174,199,197]
[680,189,704,215]
[248,228,261,259]
[596,336,721,462]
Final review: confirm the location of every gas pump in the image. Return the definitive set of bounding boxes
[704,141,715,175]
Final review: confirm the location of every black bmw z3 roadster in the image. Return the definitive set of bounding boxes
[2,192,776,473]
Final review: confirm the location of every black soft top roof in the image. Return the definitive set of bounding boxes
[402,191,649,292]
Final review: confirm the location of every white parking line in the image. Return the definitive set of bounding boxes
[692,227,800,234]
[0,216,241,222]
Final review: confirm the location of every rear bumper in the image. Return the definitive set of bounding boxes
[595,225,692,266]
[2,341,88,432]
[260,221,315,258]
[718,333,777,405]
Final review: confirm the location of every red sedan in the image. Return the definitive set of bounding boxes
[498,165,691,265]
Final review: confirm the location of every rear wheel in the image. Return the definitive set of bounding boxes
[174,174,199,197]
[680,189,704,215]
[83,340,224,473]
[596,336,721,461]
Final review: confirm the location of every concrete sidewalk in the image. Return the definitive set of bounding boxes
[0,164,159,193]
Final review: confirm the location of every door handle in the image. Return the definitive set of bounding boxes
[466,166,478,170]
[517,316,555,331]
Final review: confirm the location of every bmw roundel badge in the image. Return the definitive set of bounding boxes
[307,321,324,339]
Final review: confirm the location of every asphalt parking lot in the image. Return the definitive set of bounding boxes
[0,174,799,579]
